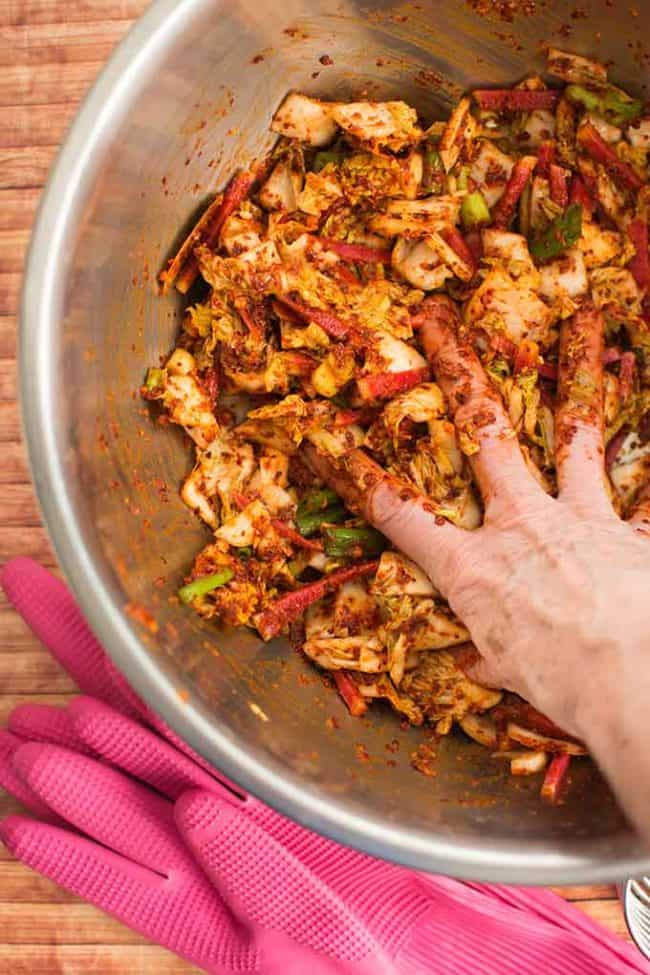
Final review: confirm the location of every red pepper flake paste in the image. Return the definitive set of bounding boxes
[415,69,445,88]
[411,742,438,777]
[319,54,334,66]
[126,602,159,634]
[465,0,536,20]
[355,743,371,762]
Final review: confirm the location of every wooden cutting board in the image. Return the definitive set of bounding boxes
[0,1,633,971]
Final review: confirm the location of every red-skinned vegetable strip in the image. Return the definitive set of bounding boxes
[272,298,304,324]
[540,754,571,803]
[643,296,650,328]
[539,384,555,409]
[569,175,595,214]
[440,226,479,275]
[491,698,581,744]
[574,170,598,213]
[283,351,319,377]
[627,218,649,292]
[164,171,254,294]
[473,89,560,112]
[357,367,430,402]
[491,334,559,380]
[334,671,368,717]
[256,560,380,640]
[492,156,538,228]
[208,171,255,238]
[606,426,628,470]
[272,520,324,552]
[536,141,556,177]
[601,348,639,381]
[602,346,624,364]
[320,238,392,264]
[578,122,644,190]
[236,299,267,343]
[334,409,362,427]
[549,164,570,208]
[332,264,360,288]
[537,362,559,380]
[619,350,636,402]
[513,339,541,375]
[201,367,220,409]
[463,230,484,266]
[277,295,354,340]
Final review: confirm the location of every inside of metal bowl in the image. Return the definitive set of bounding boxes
[22,0,650,881]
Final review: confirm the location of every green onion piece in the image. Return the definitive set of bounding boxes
[297,487,341,516]
[457,166,470,192]
[425,148,443,171]
[461,191,491,228]
[295,504,347,538]
[486,356,510,383]
[529,204,583,263]
[322,525,387,560]
[422,143,445,193]
[313,151,344,172]
[422,147,444,194]
[565,84,643,126]
[178,569,234,604]
[238,546,253,559]
[565,85,603,115]
[331,392,352,409]
[144,367,166,392]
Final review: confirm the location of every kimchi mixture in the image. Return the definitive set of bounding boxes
[144,48,650,801]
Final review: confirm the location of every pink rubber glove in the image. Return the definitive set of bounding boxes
[0,558,648,975]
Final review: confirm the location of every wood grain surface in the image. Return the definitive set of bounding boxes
[0,2,634,972]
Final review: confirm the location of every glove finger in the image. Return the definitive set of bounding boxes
[221,790,434,958]
[0,813,161,894]
[0,558,141,720]
[176,789,384,966]
[69,696,239,799]
[100,654,154,722]
[92,650,245,794]
[9,703,93,754]
[12,742,186,875]
[1,814,258,973]
[2,560,246,792]
[130,696,244,790]
[0,730,60,821]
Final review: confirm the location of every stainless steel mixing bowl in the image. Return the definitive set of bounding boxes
[21,0,650,884]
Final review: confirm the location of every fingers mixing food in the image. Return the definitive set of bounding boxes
[145,47,650,803]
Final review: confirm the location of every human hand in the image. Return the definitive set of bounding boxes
[307,297,650,839]
[1,559,648,975]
